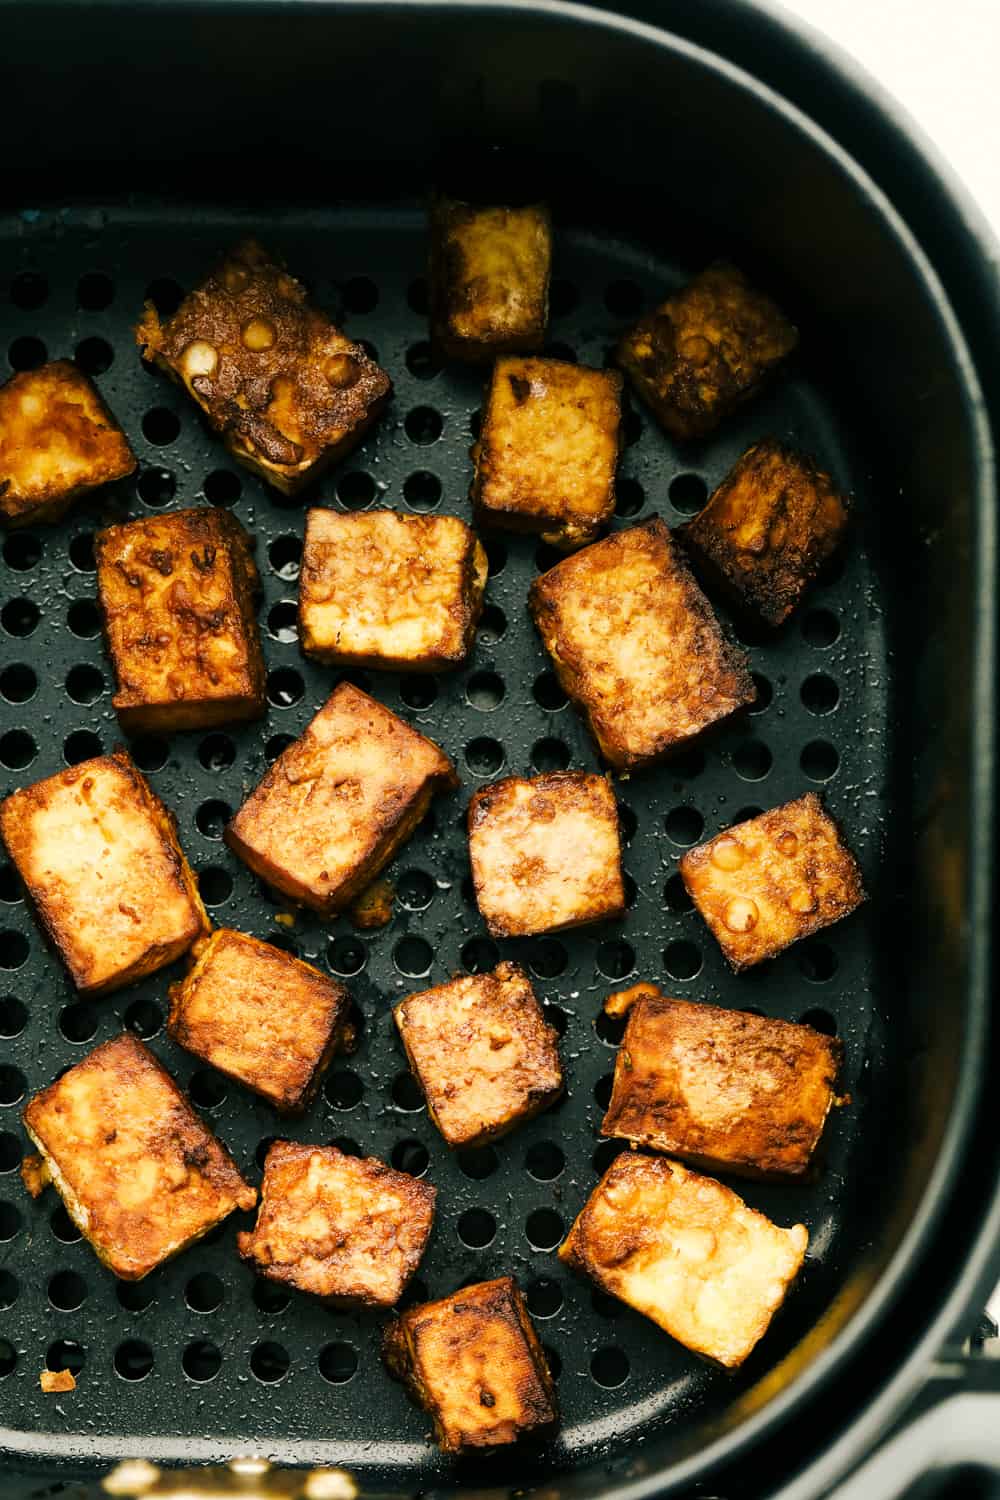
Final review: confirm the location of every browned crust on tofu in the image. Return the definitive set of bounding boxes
[299,509,488,670]
[467,772,625,938]
[225,681,457,916]
[383,1275,558,1451]
[529,519,754,770]
[394,961,563,1147]
[20,1152,50,1198]
[679,792,866,970]
[167,928,352,1113]
[471,356,623,549]
[616,263,797,441]
[22,1033,255,1280]
[40,1368,76,1393]
[601,986,843,1178]
[679,439,849,626]
[95,506,265,733]
[430,199,551,363]
[237,1140,435,1307]
[135,239,391,494]
[0,361,136,527]
[0,750,209,996]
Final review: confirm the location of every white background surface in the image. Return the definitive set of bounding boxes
[777,0,1000,239]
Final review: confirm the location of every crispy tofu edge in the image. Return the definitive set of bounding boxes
[429,199,552,363]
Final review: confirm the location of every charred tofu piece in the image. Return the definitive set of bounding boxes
[21,1034,255,1280]
[430,198,551,362]
[136,239,391,494]
[95,506,265,733]
[616,263,798,441]
[394,961,563,1147]
[237,1141,434,1307]
[168,928,353,1112]
[600,984,842,1178]
[471,356,623,549]
[0,361,135,527]
[468,772,625,938]
[384,1276,558,1451]
[680,793,865,970]
[299,509,487,670]
[680,439,849,626]
[529,519,754,771]
[560,1152,807,1368]
[0,751,208,996]
[226,682,456,916]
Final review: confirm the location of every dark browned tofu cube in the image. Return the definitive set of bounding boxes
[394,961,563,1147]
[680,439,849,625]
[616,263,798,440]
[237,1141,434,1306]
[468,772,625,938]
[136,239,391,494]
[0,361,135,526]
[430,198,550,362]
[226,681,456,916]
[21,1034,255,1280]
[529,519,754,770]
[167,928,353,1112]
[471,356,622,549]
[0,751,208,996]
[680,793,865,970]
[95,506,265,733]
[600,983,842,1177]
[383,1276,558,1451]
[299,509,487,669]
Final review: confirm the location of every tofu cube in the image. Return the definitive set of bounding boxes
[471,356,623,549]
[394,961,563,1147]
[225,681,457,916]
[680,439,849,626]
[559,1152,807,1368]
[616,263,798,440]
[429,198,551,362]
[299,509,487,670]
[0,360,135,526]
[167,928,353,1113]
[679,792,865,970]
[0,750,208,996]
[601,983,842,1177]
[383,1275,558,1451]
[468,772,625,938]
[95,506,265,733]
[237,1141,435,1307]
[21,1033,255,1280]
[529,519,754,770]
[136,239,391,494]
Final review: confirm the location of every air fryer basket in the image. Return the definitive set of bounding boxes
[0,3,997,1499]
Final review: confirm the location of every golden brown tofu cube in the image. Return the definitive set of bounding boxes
[394,961,563,1147]
[616,263,798,441]
[167,928,353,1112]
[680,439,849,626]
[383,1276,558,1451]
[0,360,136,527]
[471,357,623,549]
[237,1141,434,1307]
[95,506,265,733]
[299,509,487,670]
[21,1034,255,1281]
[468,772,625,938]
[560,1152,807,1368]
[0,751,208,996]
[430,198,551,362]
[226,682,457,916]
[601,984,842,1178]
[680,792,865,970]
[529,519,754,771]
[136,239,391,494]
